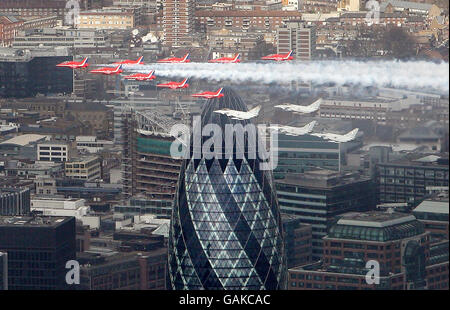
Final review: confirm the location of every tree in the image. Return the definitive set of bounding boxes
[381,26,416,59]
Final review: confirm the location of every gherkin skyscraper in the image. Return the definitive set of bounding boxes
[168,87,286,290]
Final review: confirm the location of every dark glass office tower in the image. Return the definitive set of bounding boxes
[168,87,286,290]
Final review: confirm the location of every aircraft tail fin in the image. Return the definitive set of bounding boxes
[311,98,322,108]
[344,128,359,141]
[305,120,317,133]
[249,105,261,115]
[285,50,293,59]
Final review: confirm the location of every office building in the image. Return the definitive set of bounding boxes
[288,211,449,290]
[275,133,341,178]
[78,9,137,30]
[413,197,449,240]
[78,248,167,290]
[121,109,182,208]
[162,0,195,47]
[6,161,64,180]
[0,252,7,290]
[276,170,376,260]
[0,48,73,98]
[65,156,102,181]
[0,0,67,17]
[282,215,312,268]
[0,215,76,290]
[277,21,316,61]
[318,97,400,123]
[75,136,114,153]
[78,231,167,290]
[168,87,286,290]
[37,141,75,162]
[195,9,303,33]
[377,154,449,204]
[13,28,107,49]
[0,187,30,216]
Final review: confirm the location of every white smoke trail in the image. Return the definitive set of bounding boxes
[114,60,448,94]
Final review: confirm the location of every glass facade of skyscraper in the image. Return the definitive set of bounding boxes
[168,87,286,290]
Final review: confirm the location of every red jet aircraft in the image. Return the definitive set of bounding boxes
[209,53,241,63]
[90,64,123,75]
[157,78,189,89]
[123,70,155,81]
[192,88,224,99]
[157,53,190,63]
[261,50,294,61]
[113,56,144,65]
[56,57,89,69]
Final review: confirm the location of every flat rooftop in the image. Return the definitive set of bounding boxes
[276,169,370,188]
[0,134,46,147]
[0,215,72,228]
[414,199,449,215]
[381,153,449,167]
[337,211,416,228]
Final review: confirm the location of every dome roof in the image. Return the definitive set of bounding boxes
[200,87,250,127]
[188,87,262,167]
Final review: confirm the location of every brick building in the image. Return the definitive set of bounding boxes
[195,10,303,33]
[162,0,195,47]
[288,211,449,290]
[0,16,24,47]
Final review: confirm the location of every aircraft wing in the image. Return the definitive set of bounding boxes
[214,109,254,120]
[275,104,306,113]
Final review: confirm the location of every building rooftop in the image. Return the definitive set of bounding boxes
[196,9,302,17]
[413,199,449,215]
[67,156,99,163]
[379,153,448,170]
[337,211,416,228]
[0,215,72,228]
[380,0,433,12]
[398,127,440,140]
[0,0,65,9]
[0,134,46,147]
[327,211,425,242]
[276,169,370,188]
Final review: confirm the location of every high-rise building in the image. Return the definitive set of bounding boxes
[162,0,195,47]
[376,155,449,205]
[277,21,316,61]
[0,252,7,290]
[288,211,449,290]
[168,87,286,290]
[0,187,30,216]
[282,215,312,268]
[121,109,182,214]
[0,48,73,98]
[275,132,341,178]
[276,170,376,260]
[0,215,76,290]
